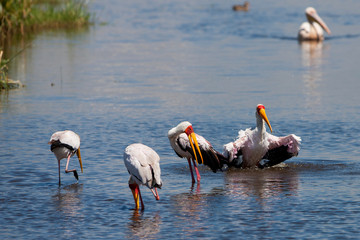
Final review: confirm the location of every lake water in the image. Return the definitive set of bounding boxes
[1,0,360,239]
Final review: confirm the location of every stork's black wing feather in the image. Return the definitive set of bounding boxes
[259,145,294,168]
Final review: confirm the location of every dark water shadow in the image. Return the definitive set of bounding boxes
[250,34,297,41]
[250,33,360,41]
[326,34,360,40]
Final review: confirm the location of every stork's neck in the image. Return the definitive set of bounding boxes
[255,113,266,139]
[167,127,179,141]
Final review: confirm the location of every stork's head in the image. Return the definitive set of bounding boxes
[129,181,142,210]
[305,7,331,35]
[171,121,204,165]
[256,104,273,133]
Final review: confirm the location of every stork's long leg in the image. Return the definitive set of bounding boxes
[187,158,196,183]
[138,187,144,210]
[191,158,201,182]
[65,155,79,180]
[58,160,61,185]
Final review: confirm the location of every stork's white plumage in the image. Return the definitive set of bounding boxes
[168,121,223,183]
[298,7,331,41]
[124,143,162,210]
[48,130,83,185]
[223,105,301,168]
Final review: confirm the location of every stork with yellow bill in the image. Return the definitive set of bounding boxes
[124,143,162,210]
[48,130,83,185]
[168,121,224,183]
[223,105,301,169]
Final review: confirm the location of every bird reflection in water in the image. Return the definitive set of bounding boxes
[168,182,206,236]
[52,183,84,218]
[224,166,299,201]
[299,41,329,111]
[127,211,161,239]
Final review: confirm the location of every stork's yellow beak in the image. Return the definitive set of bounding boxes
[131,187,140,209]
[76,148,83,173]
[187,132,204,165]
[258,108,273,133]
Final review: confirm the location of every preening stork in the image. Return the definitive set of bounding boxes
[168,121,224,183]
[223,104,301,169]
[48,130,83,185]
[298,7,331,41]
[124,143,162,210]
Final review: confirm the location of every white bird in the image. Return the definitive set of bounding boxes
[223,104,301,168]
[168,121,224,183]
[298,7,331,41]
[124,143,162,210]
[48,130,83,185]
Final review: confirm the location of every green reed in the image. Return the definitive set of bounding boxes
[0,0,91,37]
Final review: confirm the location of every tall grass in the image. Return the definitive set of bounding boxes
[0,50,9,89]
[0,0,91,37]
[0,0,91,89]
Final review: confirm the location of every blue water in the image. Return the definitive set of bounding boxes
[1,0,360,239]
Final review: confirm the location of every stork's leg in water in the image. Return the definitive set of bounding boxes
[65,155,79,180]
[192,158,201,182]
[187,158,196,183]
[58,160,61,185]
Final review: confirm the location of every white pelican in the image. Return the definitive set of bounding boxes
[232,1,249,11]
[298,7,331,41]
[48,130,83,185]
[168,121,224,183]
[223,104,301,168]
[124,143,162,210]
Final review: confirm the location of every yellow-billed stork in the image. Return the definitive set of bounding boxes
[48,130,83,185]
[223,105,301,168]
[124,143,162,210]
[298,7,331,41]
[168,121,224,183]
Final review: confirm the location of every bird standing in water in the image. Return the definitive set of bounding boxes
[49,130,83,185]
[124,143,162,210]
[168,121,224,183]
[223,104,301,168]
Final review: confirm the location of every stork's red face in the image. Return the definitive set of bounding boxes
[257,104,273,133]
[184,125,204,165]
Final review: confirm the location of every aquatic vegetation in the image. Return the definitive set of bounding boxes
[0,50,23,90]
[0,0,91,37]
[0,50,9,89]
[0,0,91,87]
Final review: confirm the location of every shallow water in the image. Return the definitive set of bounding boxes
[1,0,360,239]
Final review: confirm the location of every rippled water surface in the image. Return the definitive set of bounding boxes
[1,0,360,239]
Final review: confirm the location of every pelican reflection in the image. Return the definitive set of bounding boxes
[299,41,329,110]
